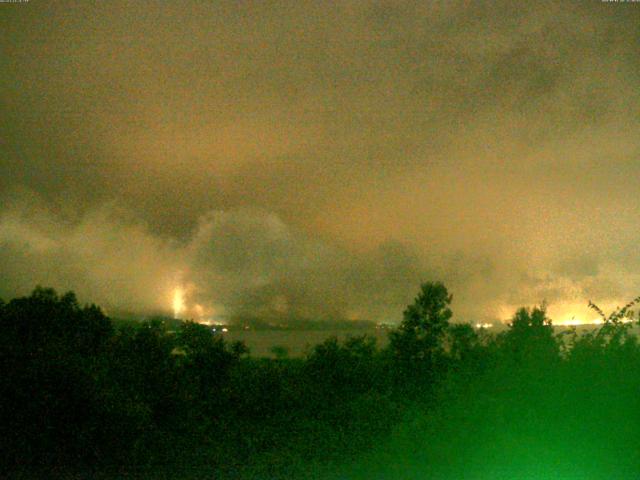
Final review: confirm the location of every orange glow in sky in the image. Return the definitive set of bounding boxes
[172,287,185,319]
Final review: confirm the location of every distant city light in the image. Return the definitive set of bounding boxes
[475,323,494,329]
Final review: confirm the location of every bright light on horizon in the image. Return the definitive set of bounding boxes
[497,300,639,328]
[475,323,494,329]
[556,317,584,326]
[172,287,185,319]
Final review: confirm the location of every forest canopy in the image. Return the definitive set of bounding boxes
[1,283,639,479]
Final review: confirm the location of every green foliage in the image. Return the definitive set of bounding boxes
[0,287,117,465]
[0,285,112,356]
[306,335,386,395]
[388,281,452,383]
[446,322,482,363]
[588,295,640,325]
[3,285,640,479]
[270,344,290,359]
[498,304,560,365]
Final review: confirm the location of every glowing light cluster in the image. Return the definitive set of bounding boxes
[475,323,494,329]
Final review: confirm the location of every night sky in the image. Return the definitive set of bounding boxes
[1,1,639,325]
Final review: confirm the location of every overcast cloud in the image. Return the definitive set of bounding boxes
[1,1,639,324]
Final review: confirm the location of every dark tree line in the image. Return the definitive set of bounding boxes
[1,283,639,479]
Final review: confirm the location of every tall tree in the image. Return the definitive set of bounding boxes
[389,282,453,378]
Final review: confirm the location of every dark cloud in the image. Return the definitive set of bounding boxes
[1,1,639,324]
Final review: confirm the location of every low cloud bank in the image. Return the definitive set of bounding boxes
[1,194,637,326]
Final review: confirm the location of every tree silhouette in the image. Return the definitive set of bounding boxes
[499,305,559,366]
[389,281,453,380]
[447,322,480,364]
